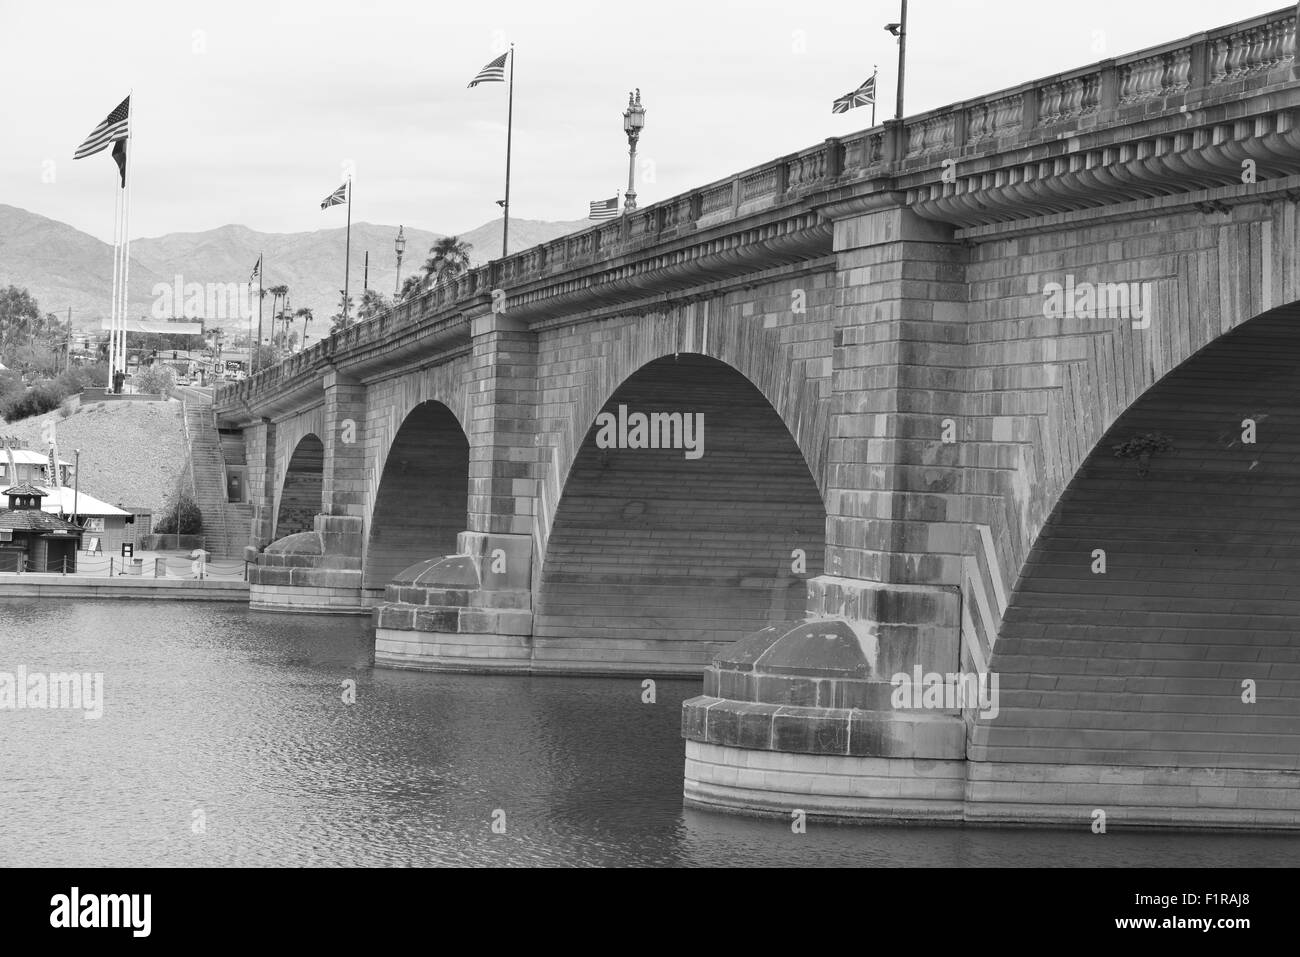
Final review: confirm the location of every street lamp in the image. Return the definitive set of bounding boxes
[72,449,80,528]
[394,225,406,297]
[622,89,646,212]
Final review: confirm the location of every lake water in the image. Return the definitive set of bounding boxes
[0,599,1295,867]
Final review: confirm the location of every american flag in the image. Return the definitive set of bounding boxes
[250,255,262,281]
[74,96,130,159]
[588,196,619,220]
[320,182,348,209]
[832,75,876,114]
[468,53,508,87]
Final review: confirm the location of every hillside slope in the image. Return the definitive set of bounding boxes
[2,399,189,513]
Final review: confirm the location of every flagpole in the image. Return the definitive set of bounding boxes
[108,174,121,387]
[116,90,134,384]
[343,177,352,322]
[872,66,879,126]
[502,43,514,259]
[119,94,133,385]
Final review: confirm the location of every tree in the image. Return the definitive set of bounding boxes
[357,289,388,321]
[155,481,203,535]
[0,287,69,368]
[0,286,40,355]
[266,284,288,349]
[421,237,472,287]
[397,275,424,302]
[295,307,314,349]
[329,291,355,335]
[252,344,278,368]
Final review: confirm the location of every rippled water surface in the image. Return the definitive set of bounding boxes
[0,599,1296,867]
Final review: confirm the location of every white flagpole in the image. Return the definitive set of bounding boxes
[109,175,122,388]
[118,99,133,385]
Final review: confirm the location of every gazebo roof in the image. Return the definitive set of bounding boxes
[0,508,81,533]
[3,483,48,498]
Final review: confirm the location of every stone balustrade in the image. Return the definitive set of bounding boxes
[217,4,1299,413]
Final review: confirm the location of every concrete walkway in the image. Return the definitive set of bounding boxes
[15,548,248,581]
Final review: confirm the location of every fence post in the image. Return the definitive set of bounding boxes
[62,555,67,575]
[109,557,114,577]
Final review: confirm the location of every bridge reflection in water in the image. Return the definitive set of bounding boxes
[2,600,1297,866]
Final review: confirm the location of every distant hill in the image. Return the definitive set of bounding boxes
[0,204,588,344]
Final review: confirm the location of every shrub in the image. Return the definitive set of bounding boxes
[83,362,109,387]
[154,488,203,535]
[133,364,175,396]
[54,368,90,394]
[0,381,68,422]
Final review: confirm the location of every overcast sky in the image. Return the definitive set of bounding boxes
[1,0,1283,244]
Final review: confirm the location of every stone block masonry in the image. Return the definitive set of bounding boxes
[219,6,1300,828]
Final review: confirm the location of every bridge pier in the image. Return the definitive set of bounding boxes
[682,197,979,819]
[373,306,542,667]
[247,371,369,612]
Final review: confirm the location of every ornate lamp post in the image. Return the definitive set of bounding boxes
[393,225,406,297]
[622,89,646,212]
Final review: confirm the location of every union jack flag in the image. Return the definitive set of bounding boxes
[320,182,348,209]
[832,75,876,114]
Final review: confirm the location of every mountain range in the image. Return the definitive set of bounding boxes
[0,204,588,344]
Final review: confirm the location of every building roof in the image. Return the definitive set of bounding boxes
[37,485,129,518]
[4,449,71,466]
[3,483,49,498]
[0,507,81,534]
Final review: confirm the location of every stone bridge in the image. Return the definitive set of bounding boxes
[215,5,1300,829]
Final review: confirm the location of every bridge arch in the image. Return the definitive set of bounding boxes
[976,300,1300,816]
[364,399,470,589]
[533,352,827,672]
[536,305,833,562]
[274,433,324,539]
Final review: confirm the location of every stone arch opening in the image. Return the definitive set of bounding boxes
[535,353,826,673]
[275,433,323,539]
[981,302,1300,781]
[364,400,469,589]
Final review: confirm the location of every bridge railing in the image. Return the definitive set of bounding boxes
[217,5,1299,412]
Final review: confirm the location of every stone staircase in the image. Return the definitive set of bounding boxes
[181,391,248,560]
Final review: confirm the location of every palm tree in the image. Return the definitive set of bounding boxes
[266,284,288,350]
[295,307,313,350]
[357,289,388,321]
[421,236,472,287]
[398,274,424,302]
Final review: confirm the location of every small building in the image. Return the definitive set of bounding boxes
[1,447,141,553]
[40,486,134,555]
[0,484,82,573]
[0,449,72,487]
